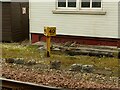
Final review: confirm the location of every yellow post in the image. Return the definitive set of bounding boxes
[46,36,51,57]
[44,26,56,57]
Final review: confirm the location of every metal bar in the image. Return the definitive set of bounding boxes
[0,78,65,90]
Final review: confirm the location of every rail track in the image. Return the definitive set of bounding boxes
[0,78,65,90]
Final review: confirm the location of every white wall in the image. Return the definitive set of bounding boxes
[119,1,120,38]
[29,0,119,38]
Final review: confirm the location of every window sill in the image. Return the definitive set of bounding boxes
[52,10,106,15]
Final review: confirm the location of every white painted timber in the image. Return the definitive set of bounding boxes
[29,0,119,38]
[119,1,120,38]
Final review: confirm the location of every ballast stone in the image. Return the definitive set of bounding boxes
[82,65,94,73]
[50,60,61,70]
[69,64,82,71]
[69,64,94,73]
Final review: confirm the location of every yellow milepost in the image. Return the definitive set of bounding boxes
[44,26,56,36]
[44,26,56,57]
[46,36,51,57]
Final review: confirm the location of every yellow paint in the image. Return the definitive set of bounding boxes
[44,26,56,57]
[46,36,51,57]
[44,26,56,36]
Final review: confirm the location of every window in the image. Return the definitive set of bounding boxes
[56,0,102,10]
[81,0,90,8]
[92,0,101,8]
[54,0,105,15]
[81,0,101,8]
[68,0,76,7]
[58,0,66,7]
[57,0,77,8]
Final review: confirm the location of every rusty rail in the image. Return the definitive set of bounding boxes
[0,78,65,90]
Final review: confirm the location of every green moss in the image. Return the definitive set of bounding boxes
[2,43,41,62]
[1,43,119,77]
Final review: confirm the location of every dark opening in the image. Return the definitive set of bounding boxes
[58,0,66,7]
[68,0,76,7]
[92,0,101,8]
[81,0,90,8]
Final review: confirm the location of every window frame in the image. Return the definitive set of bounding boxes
[56,0,102,10]
[80,0,102,10]
[56,0,78,10]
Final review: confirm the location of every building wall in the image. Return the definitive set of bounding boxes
[118,1,120,38]
[0,2,2,41]
[11,2,22,41]
[30,0,119,39]
[1,2,29,42]
[2,2,12,41]
[11,2,29,41]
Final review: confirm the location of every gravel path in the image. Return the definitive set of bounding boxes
[1,62,119,90]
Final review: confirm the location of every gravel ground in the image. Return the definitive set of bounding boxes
[1,61,119,90]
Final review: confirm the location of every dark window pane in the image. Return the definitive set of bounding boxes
[81,0,90,8]
[68,0,76,7]
[92,0,101,8]
[58,0,66,7]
